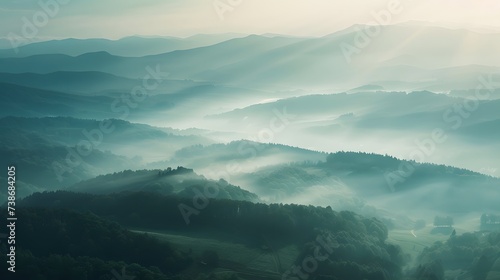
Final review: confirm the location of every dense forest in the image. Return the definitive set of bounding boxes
[0,208,192,280]
[0,162,498,279]
[7,188,499,279]
[416,232,500,280]
[4,190,411,279]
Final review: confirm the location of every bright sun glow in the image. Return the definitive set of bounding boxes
[1,0,500,39]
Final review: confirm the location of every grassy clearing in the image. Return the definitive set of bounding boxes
[388,227,448,262]
[131,228,300,277]
[388,218,479,262]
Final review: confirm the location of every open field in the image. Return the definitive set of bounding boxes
[388,217,480,262]
[131,228,300,279]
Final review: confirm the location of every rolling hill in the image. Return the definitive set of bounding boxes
[207,91,500,176]
[68,167,260,203]
[233,152,500,215]
[0,116,214,191]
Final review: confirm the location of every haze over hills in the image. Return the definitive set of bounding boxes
[1,25,499,92]
[0,80,279,129]
[0,116,212,165]
[233,152,500,214]
[69,167,260,203]
[0,116,212,192]
[1,19,500,280]
[0,71,235,96]
[4,113,498,223]
[0,33,247,57]
[2,73,498,177]
[1,24,499,196]
[207,91,500,176]
[0,71,142,95]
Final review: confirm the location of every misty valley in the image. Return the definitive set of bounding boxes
[0,18,500,280]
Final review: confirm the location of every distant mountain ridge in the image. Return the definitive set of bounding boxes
[0,25,499,91]
[0,34,247,57]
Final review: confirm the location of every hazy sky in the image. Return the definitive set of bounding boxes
[1,0,500,39]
